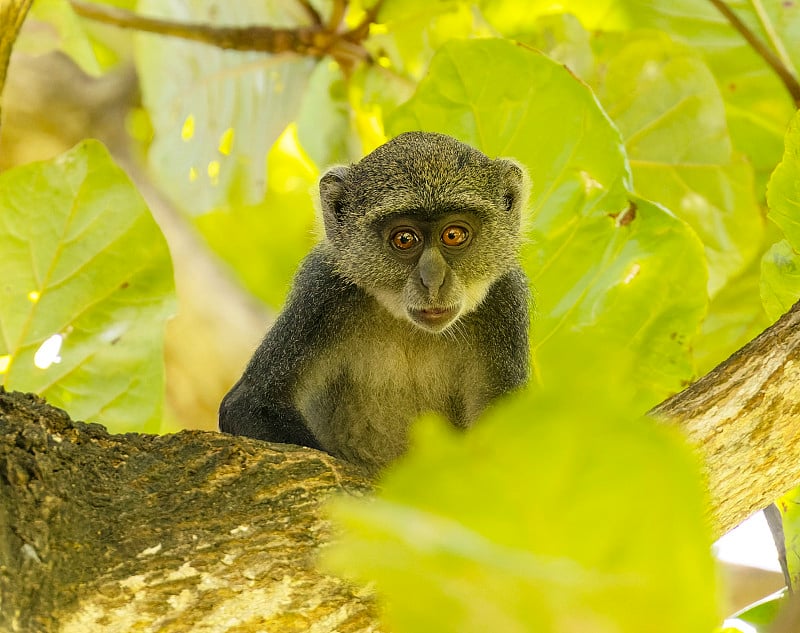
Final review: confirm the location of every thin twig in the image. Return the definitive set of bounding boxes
[69,1,323,54]
[707,0,800,107]
[343,0,384,44]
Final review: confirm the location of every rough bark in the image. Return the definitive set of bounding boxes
[0,389,378,633]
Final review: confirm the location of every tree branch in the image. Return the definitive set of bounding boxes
[67,0,375,72]
[653,299,800,536]
[707,0,800,107]
[0,389,377,632]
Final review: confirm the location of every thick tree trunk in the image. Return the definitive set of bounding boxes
[0,389,377,633]
[3,301,800,631]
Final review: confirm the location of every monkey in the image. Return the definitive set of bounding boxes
[219,131,530,475]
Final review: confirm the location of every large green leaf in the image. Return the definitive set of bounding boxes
[480,15,762,297]
[389,38,707,407]
[134,0,317,214]
[0,140,175,433]
[761,240,800,321]
[695,255,769,374]
[326,342,717,633]
[595,32,763,296]
[615,0,797,188]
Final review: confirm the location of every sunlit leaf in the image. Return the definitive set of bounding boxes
[766,110,800,251]
[777,484,800,591]
[761,240,800,321]
[694,256,769,375]
[134,0,317,214]
[728,588,787,627]
[594,32,763,296]
[0,140,175,432]
[389,38,707,407]
[616,0,797,188]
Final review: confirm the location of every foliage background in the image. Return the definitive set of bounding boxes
[3,0,800,630]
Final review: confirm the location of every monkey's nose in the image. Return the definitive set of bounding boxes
[418,249,447,292]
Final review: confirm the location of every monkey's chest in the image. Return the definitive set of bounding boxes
[293,332,487,474]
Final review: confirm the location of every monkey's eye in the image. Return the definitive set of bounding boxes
[390,229,420,251]
[441,225,470,247]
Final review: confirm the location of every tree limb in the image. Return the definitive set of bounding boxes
[67,0,374,72]
[0,389,378,632]
[653,299,800,537]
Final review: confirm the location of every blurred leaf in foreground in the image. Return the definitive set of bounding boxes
[325,338,717,633]
[0,140,175,433]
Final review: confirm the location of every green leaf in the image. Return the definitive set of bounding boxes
[694,256,769,375]
[595,32,763,296]
[616,0,797,188]
[369,0,480,79]
[325,341,717,633]
[777,483,800,591]
[729,588,787,627]
[761,109,800,320]
[0,140,175,433]
[389,38,707,407]
[134,0,317,214]
[509,13,596,79]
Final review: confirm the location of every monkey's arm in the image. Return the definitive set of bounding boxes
[472,266,530,394]
[218,248,355,451]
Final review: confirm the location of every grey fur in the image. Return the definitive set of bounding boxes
[219,132,531,474]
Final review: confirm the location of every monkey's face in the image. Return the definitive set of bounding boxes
[364,212,486,332]
[317,132,530,334]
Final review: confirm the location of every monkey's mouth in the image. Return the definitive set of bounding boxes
[409,306,459,331]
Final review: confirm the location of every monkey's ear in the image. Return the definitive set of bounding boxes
[319,166,350,235]
[494,158,530,214]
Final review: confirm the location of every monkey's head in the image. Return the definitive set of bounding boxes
[318,131,529,333]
